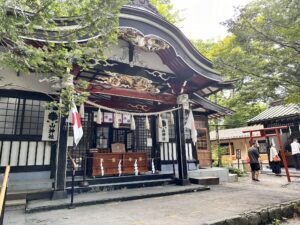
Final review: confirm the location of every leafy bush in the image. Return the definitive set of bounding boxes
[228,167,247,177]
[272,218,281,225]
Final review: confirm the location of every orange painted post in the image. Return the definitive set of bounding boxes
[228,141,232,165]
[275,128,291,182]
[249,131,253,145]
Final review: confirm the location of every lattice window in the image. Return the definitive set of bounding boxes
[127,132,133,150]
[96,127,109,149]
[0,97,46,136]
[113,129,126,143]
[220,143,234,155]
[133,116,152,152]
[67,112,92,172]
[197,129,208,151]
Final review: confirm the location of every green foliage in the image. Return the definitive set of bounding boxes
[221,97,267,128]
[227,167,247,177]
[211,144,226,167]
[272,218,281,225]
[222,0,300,104]
[193,0,300,127]
[150,0,183,25]
[0,0,127,115]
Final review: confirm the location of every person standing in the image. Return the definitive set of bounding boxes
[248,142,260,181]
[269,143,281,175]
[291,138,300,170]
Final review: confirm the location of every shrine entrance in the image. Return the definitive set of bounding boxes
[67,113,159,177]
[243,126,291,182]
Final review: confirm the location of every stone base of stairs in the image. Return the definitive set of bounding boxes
[188,167,238,183]
[189,177,219,185]
[26,184,210,213]
[228,174,238,183]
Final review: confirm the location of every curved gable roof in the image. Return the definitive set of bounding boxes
[17,4,223,84]
[120,6,222,81]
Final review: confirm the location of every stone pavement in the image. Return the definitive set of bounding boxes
[4,174,300,225]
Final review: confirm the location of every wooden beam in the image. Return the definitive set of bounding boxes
[88,99,174,112]
[88,98,154,112]
[88,86,177,104]
[0,166,10,214]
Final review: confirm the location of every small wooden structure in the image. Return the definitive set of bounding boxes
[243,126,291,182]
[248,103,300,167]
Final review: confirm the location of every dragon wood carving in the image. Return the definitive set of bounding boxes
[119,27,169,52]
[95,73,160,94]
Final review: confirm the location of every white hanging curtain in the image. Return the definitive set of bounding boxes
[96,108,102,124]
[131,115,136,130]
[145,116,150,130]
[185,110,197,146]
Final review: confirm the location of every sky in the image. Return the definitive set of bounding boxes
[171,0,253,41]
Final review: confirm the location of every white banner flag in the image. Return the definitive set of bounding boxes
[70,102,83,146]
[185,110,198,146]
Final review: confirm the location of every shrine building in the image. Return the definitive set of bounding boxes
[0,0,234,198]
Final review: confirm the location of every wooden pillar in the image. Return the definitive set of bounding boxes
[244,138,248,159]
[52,117,68,199]
[275,129,291,182]
[228,140,232,162]
[175,107,189,185]
[151,116,160,171]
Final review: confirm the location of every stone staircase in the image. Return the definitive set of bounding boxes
[65,173,175,194]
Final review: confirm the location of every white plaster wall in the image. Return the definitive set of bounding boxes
[0,68,54,93]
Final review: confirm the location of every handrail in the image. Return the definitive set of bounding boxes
[0,165,10,222]
[67,151,77,209]
[67,151,77,170]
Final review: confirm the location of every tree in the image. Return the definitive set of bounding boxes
[192,0,300,127]
[150,0,183,25]
[223,0,300,104]
[193,37,267,128]
[0,0,127,115]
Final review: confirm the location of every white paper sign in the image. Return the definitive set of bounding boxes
[67,136,74,147]
[103,112,113,123]
[147,138,153,147]
[42,110,59,141]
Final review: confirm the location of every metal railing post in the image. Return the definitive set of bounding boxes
[69,169,76,209]
[67,152,77,209]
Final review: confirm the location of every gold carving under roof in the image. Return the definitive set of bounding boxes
[96,72,160,93]
[119,27,169,52]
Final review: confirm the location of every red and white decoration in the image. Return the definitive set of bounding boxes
[70,102,83,146]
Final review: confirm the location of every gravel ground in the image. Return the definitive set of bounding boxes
[280,217,300,225]
[4,174,300,225]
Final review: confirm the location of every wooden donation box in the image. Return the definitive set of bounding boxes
[123,152,148,174]
[89,144,148,176]
[90,153,123,176]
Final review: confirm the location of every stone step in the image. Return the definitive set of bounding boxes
[66,173,174,187]
[66,178,175,193]
[26,184,210,213]
[7,179,53,192]
[228,174,238,183]
[189,177,220,185]
[6,199,26,207]
[7,189,53,201]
